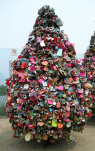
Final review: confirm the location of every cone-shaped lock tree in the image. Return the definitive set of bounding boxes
[6,5,92,142]
[82,31,95,110]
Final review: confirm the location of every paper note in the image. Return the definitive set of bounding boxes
[64,119,70,122]
[40,40,45,47]
[37,37,42,43]
[42,61,48,65]
[18,72,22,77]
[28,124,33,128]
[30,65,35,72]
[57,123,63,129]
[30,56,35,62]
[57,49,62,56]
[17,105,22,109]
[52,119,57,127]
[53,58,59,63]
[25,133,31,141]
[65,41,70,45]
[56,102,61,108]
[48,99,53,104]
[80,72,85,76]
[57,86,63,90]
[44,66,48,71]
[37,122,44,126]
[65,111,70,117]
[45,48,50,51]
[78,89,83,93]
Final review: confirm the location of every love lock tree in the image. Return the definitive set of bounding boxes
[6,5,92,144]
[82,31,95,111]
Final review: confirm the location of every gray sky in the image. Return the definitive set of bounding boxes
[0,0,95,83]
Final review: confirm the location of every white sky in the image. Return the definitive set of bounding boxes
[0,0,95,82]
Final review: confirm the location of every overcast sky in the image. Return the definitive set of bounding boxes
[0,0,95,82]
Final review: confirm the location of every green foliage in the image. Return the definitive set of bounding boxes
[0,102,6,116]
[0,86,7,96]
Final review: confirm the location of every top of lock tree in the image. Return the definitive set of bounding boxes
[84,31,95,57]
[18,5,76,61]
[89,31,95,52]
[33,5,63,29]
